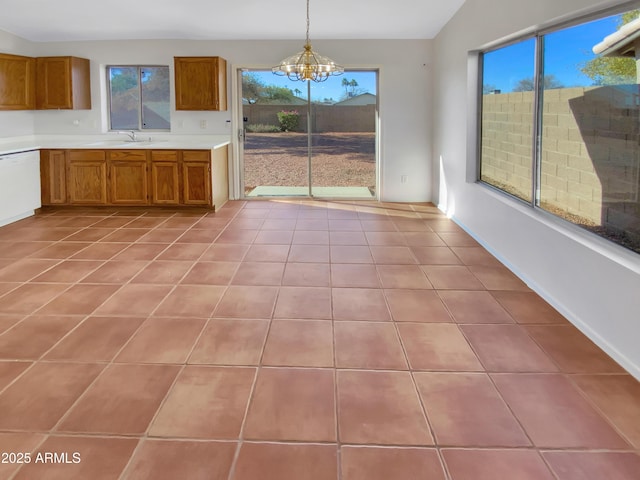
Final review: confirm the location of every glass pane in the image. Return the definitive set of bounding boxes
[141,66,170,130]
[540,10,640,253]
[108,67,140,130]
[309,71,377,198]
[480,38,536,202]
[241,70,309,197]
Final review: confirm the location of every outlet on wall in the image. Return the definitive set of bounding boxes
[400,175,408,184]
[200,120,207,129]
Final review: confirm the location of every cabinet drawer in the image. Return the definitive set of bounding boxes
[68,150,106,161]
[151,150,178,162]
[182,150,210,162]
[108,150,148,161]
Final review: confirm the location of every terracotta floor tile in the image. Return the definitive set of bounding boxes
[200,243,249,261]
[370,246,417,264]
[37,284,121,315]
[228,217,265,229]
[332,287,390,321]
[214,286,278,318]
[28,242,92,259]
[296,219,330,231]
[232,442,337,480]
[468,265,530,291]
[526,325,624,373]
[0,362,104,430]
[0,315,83,360]
[0,241,54,258]
[112,243,168,261]
[232,262,285,285]
[0,258,60,282]
[156,243,208,261]
[268,208,299,219]
[341,446,446,480]
[330,231,368,246]
[12,435,138,480]
[410,246,462,265]
[115,317,206,364]
[491,291,567,324]
[91,216,136,228]
[329,219,362,231]
[438,290,514,323]
[32,260,103,283]
[461,324,558,372]
[421,266,485,290]
[363,231,406,246]
[150,366,255,438]
[403,232,448,247]
[130,260,193,284]
[0,282,70,314]
[154,285,225,317]
[275,286,332,319]
[543,451,640,480]
[330,245,373,264]
[289,244,331,263]
[442,449,555,480]
[571,374,640,448]
[392,218,431,232]
[263,320,334,367]
[189,318,269,365]
[360,220,397,231]
[385,289,452,323]
[331,264,380,288]
[100,228,148,243]
[292,230,330,245]
[176,228,221,243]
[125,439,237,480]
[438,232,478,247]
[195,218,232,230]
[244,244,290,262]
[262,218,297,230]
[138,228,184,243]
[337,370,433,445]
[451,246,501,266]
[245,368,335,441]
[0,361,31,390]
[0,314,24,335]
[59,228,111,242]
[160,217,200,228]
[414,372,530,447]
[376,265,432,289]
[492,373,630,448]
[95,284,173,316]
[254,230,294,245]
[59,364,179,435]
[334,321,407,370]
[397,323,483,371]
[70,242,127,260]
[283,262,331,287]
[0,432,46,479]
[215,229,259,244]
[181,261,238,285]
[45,316,145,362]
[80,260,147,284]
[0,282,19,298]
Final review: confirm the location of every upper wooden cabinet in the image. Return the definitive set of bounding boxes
[174,56,227,111]
[0,53,35,110]
[36,56,91,110]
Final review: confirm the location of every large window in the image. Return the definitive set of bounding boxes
[479,8,640,254]
[107,66,170,131]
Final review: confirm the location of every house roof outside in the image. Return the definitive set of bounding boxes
[334,93,377,106]
[593,16,640,57]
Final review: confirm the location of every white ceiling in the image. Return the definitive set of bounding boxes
[0,0,466,42]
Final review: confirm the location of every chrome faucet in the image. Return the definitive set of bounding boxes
[118,130,137,142]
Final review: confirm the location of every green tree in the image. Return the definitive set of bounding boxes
[512,75,564,92]
[241,73,295,104]
[580,10,639,85]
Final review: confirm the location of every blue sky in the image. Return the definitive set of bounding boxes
[483,13,623,92]
[245,70,377,102]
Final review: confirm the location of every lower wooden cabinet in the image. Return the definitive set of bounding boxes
[40,148,224,208]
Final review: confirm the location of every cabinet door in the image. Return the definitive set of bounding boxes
[182,161,211,205]
[68,160,107,204]
[174,57,227,111]
[36,56,91,110]
[110,161,149,205]
[0,53,35,110]
[151,162,180,205]
[40,150,67,205]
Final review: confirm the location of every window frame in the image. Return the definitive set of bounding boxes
[475,1,640,255]
[106,65,171,132]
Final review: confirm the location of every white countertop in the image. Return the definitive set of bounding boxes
[0,134,231,156]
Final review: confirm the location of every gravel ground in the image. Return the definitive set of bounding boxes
[243,132,376,192]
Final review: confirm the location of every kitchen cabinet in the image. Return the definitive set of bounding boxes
[68,150,107,204]
[0,150,41,227]
[182,151,212,205]
[40,149,67,205]
[36,56,91,110]
[108,150,149,205]
[0,53,36,110]
[174,56,227,111]
[150,151,180,205]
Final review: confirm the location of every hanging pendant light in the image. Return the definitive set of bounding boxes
[272,0,344,82]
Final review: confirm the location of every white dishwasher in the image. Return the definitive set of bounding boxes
[0,150,42,227]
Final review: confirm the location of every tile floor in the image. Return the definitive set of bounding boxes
[0,199,638,480]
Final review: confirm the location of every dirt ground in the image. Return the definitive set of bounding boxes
[243,132,376,192]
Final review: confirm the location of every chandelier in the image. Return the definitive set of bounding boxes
[272,0,344,82]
